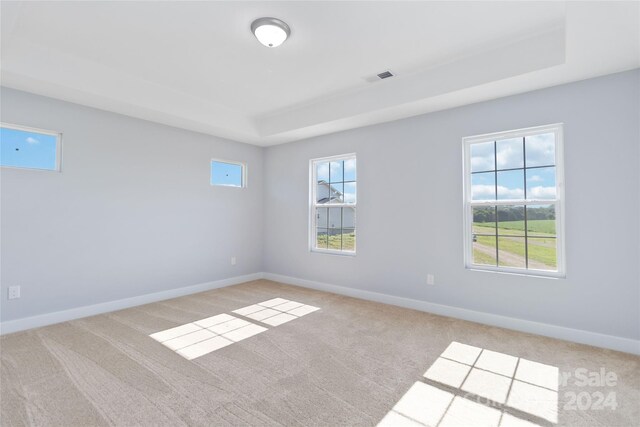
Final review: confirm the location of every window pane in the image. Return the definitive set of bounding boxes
[316,184,328,203]
[344,158,356,181]
[341,228,356,251]
[317,161,329,182]
[317,182,343,204]
[527,237,557,271]
[496,169,524,200]
[1,126,58,171]
[497,205,525,236]
[496,137,524,170]
[471,172,496,200]
[330,161,343,183]
[316,229,328,249]
[472,206,497,266]
[316,207,328,229]
[211,161,243,187]
[327,229,342,250]
[525,133,555,167]
[328,207,342,229]
[472,206,496,235]
[497,236,526,269]
[526,205,556,236]
[328,183,344,203]
[473,236,497,266]
[343,182,356,204]
[526,167,556,199]
[470,141,495,172]
[343,207,356,229]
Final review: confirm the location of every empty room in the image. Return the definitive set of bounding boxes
[1,1,639,426]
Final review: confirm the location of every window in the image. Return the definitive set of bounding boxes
[463,124,564,277]
[210,159,245,187]
[0,123,61,171]
[310,154,356,254]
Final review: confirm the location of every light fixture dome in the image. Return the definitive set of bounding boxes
[251,17,290,48]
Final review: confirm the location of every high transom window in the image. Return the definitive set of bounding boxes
[1,123,61,171]
[210,159,245,188]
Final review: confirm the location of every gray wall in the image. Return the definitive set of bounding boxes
[263,69,640,341]
[2,71,638,342]
[1,87,264,322]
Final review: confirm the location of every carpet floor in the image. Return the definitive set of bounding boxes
[0,279,638,426]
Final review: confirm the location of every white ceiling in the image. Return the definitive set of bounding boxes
[1,1,638,146]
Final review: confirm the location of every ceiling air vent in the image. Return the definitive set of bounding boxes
[377,71,394,80]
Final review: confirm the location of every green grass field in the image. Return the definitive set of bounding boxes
[317,232,355,251]
[474,219,555,235]
[473,245,497,265]
[473,220,556,270]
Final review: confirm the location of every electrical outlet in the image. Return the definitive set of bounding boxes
[231,256,237,266]
[427,274,435,286]
[8,286,20,300]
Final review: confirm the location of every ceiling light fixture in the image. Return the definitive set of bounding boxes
[251,17,290,48]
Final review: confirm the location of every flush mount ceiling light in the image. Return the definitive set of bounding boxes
[251,17,290,48]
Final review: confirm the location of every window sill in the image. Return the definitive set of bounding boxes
[1,165,61,173]
[466,264,565,279]
[310,248,356,257]
[210,184,245,188]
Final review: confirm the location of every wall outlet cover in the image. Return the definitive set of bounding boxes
[8,286,21,299]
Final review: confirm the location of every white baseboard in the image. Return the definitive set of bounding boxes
[263,272,640,355]
[0,273,264,335]
[4,271,638,355]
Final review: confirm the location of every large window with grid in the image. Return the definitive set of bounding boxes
[463,124,564,277]
[310,154,356,254]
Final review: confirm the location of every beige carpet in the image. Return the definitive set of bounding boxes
[1,279,638,426]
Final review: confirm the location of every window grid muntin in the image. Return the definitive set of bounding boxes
[465,124,563,276]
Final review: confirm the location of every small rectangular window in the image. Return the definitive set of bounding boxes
[310,154,356,255]
[1,123,61,171]
[463,124,565,277]
[210,160,245,188]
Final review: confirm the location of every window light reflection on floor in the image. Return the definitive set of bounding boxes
[149,298,320,360]
[378,341,559,427]
[150,314,267,360]
[232,298,320,326]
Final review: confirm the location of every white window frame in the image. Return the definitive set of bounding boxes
[462,123,565,278]
[309,153,357,256]
[0,122,63,172]
[210,158,247,188]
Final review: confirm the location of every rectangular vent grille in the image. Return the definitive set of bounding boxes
[377,71,394,80]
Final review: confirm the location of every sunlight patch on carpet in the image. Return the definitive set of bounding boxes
[378,341,559,426]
